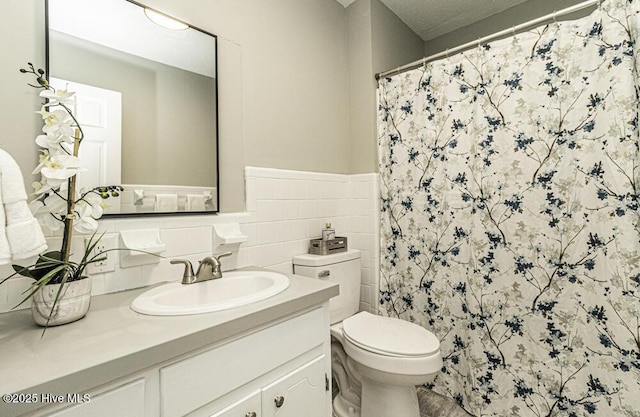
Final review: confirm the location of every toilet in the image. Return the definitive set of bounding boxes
[293,250,442,417]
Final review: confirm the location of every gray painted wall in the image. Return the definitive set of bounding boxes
[51,33,218,187]
[1,0,351,213]
[347,0,424,175]
[0,0,600,213]
[371,0,424,76]
[346,0,375,176]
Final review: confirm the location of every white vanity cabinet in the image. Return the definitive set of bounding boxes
[0,273,338,417]
[160,307,330,417]
[30,307,331,417]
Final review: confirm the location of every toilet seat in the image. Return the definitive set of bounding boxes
[338,312,442,376]
[342,312,439,357]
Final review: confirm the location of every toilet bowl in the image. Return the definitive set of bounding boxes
[331,312,441,417]
[292,250,443,417]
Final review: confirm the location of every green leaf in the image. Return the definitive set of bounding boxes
[11,265,36,279]
[14,264,68,309]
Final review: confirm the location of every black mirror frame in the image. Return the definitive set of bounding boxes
[44,0,220,217]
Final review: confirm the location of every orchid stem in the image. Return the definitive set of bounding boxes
[60,128,80,271]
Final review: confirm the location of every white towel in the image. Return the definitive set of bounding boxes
[185,194,206,211]
[0,149,48,264]
[154,193,178,212]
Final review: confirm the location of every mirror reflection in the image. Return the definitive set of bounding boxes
[46,0,219,215]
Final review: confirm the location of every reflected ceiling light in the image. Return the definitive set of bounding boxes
[144,8,188,30]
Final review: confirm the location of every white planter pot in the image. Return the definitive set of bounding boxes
[31,277,92,327]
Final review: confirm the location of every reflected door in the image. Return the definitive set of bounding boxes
[50,77,122,191]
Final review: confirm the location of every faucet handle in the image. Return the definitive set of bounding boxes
[213,251,233,263]
[196,252,232,281]
[170,259,196,284]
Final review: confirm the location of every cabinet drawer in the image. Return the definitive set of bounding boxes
[160,308,325,417]
[48,378,145,417]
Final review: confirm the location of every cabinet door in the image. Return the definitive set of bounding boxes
[261,356,327,417]
[210,391,261,417]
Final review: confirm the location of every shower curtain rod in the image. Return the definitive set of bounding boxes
[375,0,599,80]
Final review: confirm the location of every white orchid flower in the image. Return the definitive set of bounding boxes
[73,202,99,233]
[43,191,68,212]
[35,153,86,191]
[79,190,105,219]
[36,107,75,138]
[32,149,50,173]
[28,199,44,216]
[31,179,44,194]
[44,213,64,231]
[35,133,73,153]
[30,192,67,231]
[31,186,104,234]
[40,88,75,106]
[32,151,55,193]
[31,176,58,196]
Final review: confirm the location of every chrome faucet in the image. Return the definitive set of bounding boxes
[170,252,233,284]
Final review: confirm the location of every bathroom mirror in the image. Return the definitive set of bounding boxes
[46,0,219,215]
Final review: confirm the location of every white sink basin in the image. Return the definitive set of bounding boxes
[131,270,290,316]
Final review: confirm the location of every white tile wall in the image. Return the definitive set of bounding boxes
[0,168,380,314]
[0,213,248,314]
[241,167,379,313]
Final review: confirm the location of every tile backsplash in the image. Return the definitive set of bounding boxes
[242,167,380,313]
[0,167,380,314]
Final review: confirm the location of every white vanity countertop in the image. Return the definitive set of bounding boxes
[0,269,338,399]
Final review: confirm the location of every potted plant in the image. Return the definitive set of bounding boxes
[0,63,121,328]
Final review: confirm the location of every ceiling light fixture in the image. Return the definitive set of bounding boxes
[144,8,188,30]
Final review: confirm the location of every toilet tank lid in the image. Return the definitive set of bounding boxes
[293,249,361,267]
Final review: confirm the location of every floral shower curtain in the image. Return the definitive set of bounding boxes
[377,1,640,416]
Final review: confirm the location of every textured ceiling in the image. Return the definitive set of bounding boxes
[335,0,531,41]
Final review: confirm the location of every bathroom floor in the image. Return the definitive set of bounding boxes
[417,388,472,417]
[331,385,471,417]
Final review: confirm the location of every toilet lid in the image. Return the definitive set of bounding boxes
[342,312,440,357]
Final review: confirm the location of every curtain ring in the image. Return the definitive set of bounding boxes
[511,26,516,36]
[552,10,557,24]
[445,48,450,58]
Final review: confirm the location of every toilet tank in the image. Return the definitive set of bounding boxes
[293,249,361,324]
